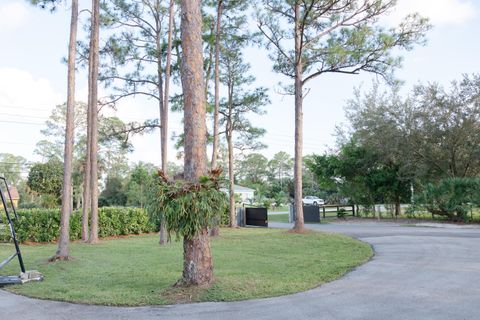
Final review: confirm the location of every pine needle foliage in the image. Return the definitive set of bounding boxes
[146,169,228,240]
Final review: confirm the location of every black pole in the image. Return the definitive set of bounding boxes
[0,177,26,273]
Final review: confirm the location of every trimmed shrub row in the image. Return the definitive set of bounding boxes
[0,207,157,243]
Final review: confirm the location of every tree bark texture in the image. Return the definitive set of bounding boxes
[204,21,215,100]
[158,0,175,246]
[395,197,401,217]
[227,83,236,228]
[155,4,165,172]
[82,120,91,241]
[163,0,174,174]
[211,0,223,169]
[182,228,213,286]
[180,0,213,286]
[82,7,94,242]
[88,0,100,244]
[155,11,166,245]
[227,125,236,228]
[53,0,78,260]
[293,3,304,232]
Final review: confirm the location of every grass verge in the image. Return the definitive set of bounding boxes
[268,214,328,224]
[268,213,289,222]
[0,228,372,306]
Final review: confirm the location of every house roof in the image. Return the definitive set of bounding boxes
[4,186,19,200]
[233,185,255,193]
[220,185,255,194]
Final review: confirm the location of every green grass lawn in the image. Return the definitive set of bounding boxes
[269,205,289,212]
[0,228,371,306]
[268,213,289,222]
[268,214,329,223]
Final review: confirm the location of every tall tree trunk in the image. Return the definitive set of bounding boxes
[52,0,79,261]
[227,125,236,228]
[76,187,81,210]
[204,21,215,99]
[292,3,304,232]
[70,185,74,214]
[154,0,164,172]
[210,16,225,236]
[155,21,166,245]
[88,0,100,244]
[82,128,91,241]
[156,0,174,245]
[82,22,93,242]
[163,0,174,174]
[180,0,213,286]
[211,0,223,169]
[395,196,401,218]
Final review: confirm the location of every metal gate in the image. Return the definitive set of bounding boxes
[290,205,321,223]
[245,207,268,227]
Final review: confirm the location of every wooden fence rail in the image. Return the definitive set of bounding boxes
[321,204,356,218]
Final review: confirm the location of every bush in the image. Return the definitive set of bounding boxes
[416,178,480,222]
[0,207,157,243]
[146,171,228,240]
[337,208,348,219]
[18,202,41,209]
[262,199,274,210]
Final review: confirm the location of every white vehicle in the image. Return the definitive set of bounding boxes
[302,196,325,206]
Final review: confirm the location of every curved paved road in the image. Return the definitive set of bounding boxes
[2,222,480,320]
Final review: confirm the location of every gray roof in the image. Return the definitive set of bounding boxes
[221,185,255,193]
[233,185,255,192]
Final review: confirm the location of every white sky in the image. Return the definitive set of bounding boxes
[0,0,479,171]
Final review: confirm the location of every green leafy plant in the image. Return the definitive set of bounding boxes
[146,170,228,240]
[337,208,348,219]
[404,205,418,219]
[416,178,480,222]
[263,199,273,210]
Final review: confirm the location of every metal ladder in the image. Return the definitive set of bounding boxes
[0,177,27,285]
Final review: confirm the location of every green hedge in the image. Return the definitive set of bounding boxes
[0,207,157,243]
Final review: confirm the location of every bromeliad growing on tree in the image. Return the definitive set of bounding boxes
[146,169,228,285]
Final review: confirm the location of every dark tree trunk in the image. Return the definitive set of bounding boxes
[180,0,213,286]
[395,197,401,218]
[52,0,78,261]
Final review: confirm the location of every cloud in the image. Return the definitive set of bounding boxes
[0,68,63,160]
[0,2,30,30]
[0,68,63,116]
[387,0,476,26]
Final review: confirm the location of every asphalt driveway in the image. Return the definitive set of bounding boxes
[2,221,480,320]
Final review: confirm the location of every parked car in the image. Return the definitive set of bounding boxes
[302,196,325,206]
